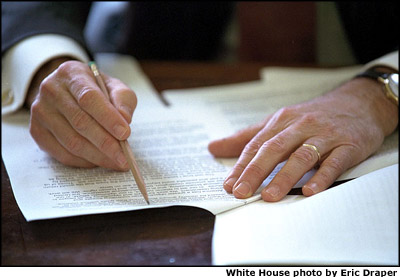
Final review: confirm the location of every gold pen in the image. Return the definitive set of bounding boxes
[89,61,150,204]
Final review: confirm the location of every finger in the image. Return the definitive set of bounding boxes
[35,106,126,171]
[261,141,324,202]
[222,110,295,193]
[56,62,131,140]
[302,146,355,196]
[231,127,308,199]
[30,117,96,168]
[222,121,277,193]
[104,75,137,124]
[208,120,266,158]
[55,92,129,169]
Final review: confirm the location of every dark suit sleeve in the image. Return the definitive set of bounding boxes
[1,1,92,55]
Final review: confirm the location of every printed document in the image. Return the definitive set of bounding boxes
[2,106,258,221]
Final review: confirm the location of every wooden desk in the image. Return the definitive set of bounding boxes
[1,61,268,266]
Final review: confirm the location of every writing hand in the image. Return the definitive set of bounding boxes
[208,78,398,201]
[27,59,137,170]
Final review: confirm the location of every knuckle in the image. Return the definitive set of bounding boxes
[30,101,42,116]
[275,106,293,120]
[117,90,138,113]
[56,60,79,75]
[323,121,337,135]
[315,169,332,185]
[95,108,114,128]
[262,137,286,155]
[298,113,318,127]
[30,101,47,121]
[242,141,261,156]
[291,147,315,165]
[39,78,57,99]
[122,87,137,102]
[245,162,266,179]
[71,110,91,132]
[77,87,98,108]
[345,130,370,149]
[65,134,84,154]
[319,121,339,139]
[323,157,345,174]
[99,135,115,153]
[106,78,138,111]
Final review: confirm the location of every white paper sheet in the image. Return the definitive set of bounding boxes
[260,66,363,92]
[164,80,325,131]
[2,106,267,221]
[212,164,399,265]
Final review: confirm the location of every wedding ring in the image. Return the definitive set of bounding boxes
[302,143,321,163]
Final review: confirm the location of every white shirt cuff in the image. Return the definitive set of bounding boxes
[2,34,90,115]
[363,51,399,71]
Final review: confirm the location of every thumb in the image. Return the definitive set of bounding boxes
[208,122,265,158]
[105,75,138,124]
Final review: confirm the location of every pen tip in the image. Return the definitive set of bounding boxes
[146,199,150,205]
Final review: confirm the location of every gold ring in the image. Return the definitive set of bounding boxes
[302,143,321,163]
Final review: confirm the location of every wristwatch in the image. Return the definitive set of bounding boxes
[356,66,399,106]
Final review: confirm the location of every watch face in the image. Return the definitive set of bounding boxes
[388,73,398,97]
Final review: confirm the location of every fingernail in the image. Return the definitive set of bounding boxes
[305,183,319,194]
[265,185,280,198]
[223,177,237,191]
[114,125,128,139]
[119,105,133,122]
[117,152,128,167]
[234,182,252,197]
[120,105,132,116]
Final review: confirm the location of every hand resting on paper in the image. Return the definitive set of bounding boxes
[25,58,137,171]
[208,77,398,202]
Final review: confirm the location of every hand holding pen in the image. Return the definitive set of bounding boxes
[27,59,138,171]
